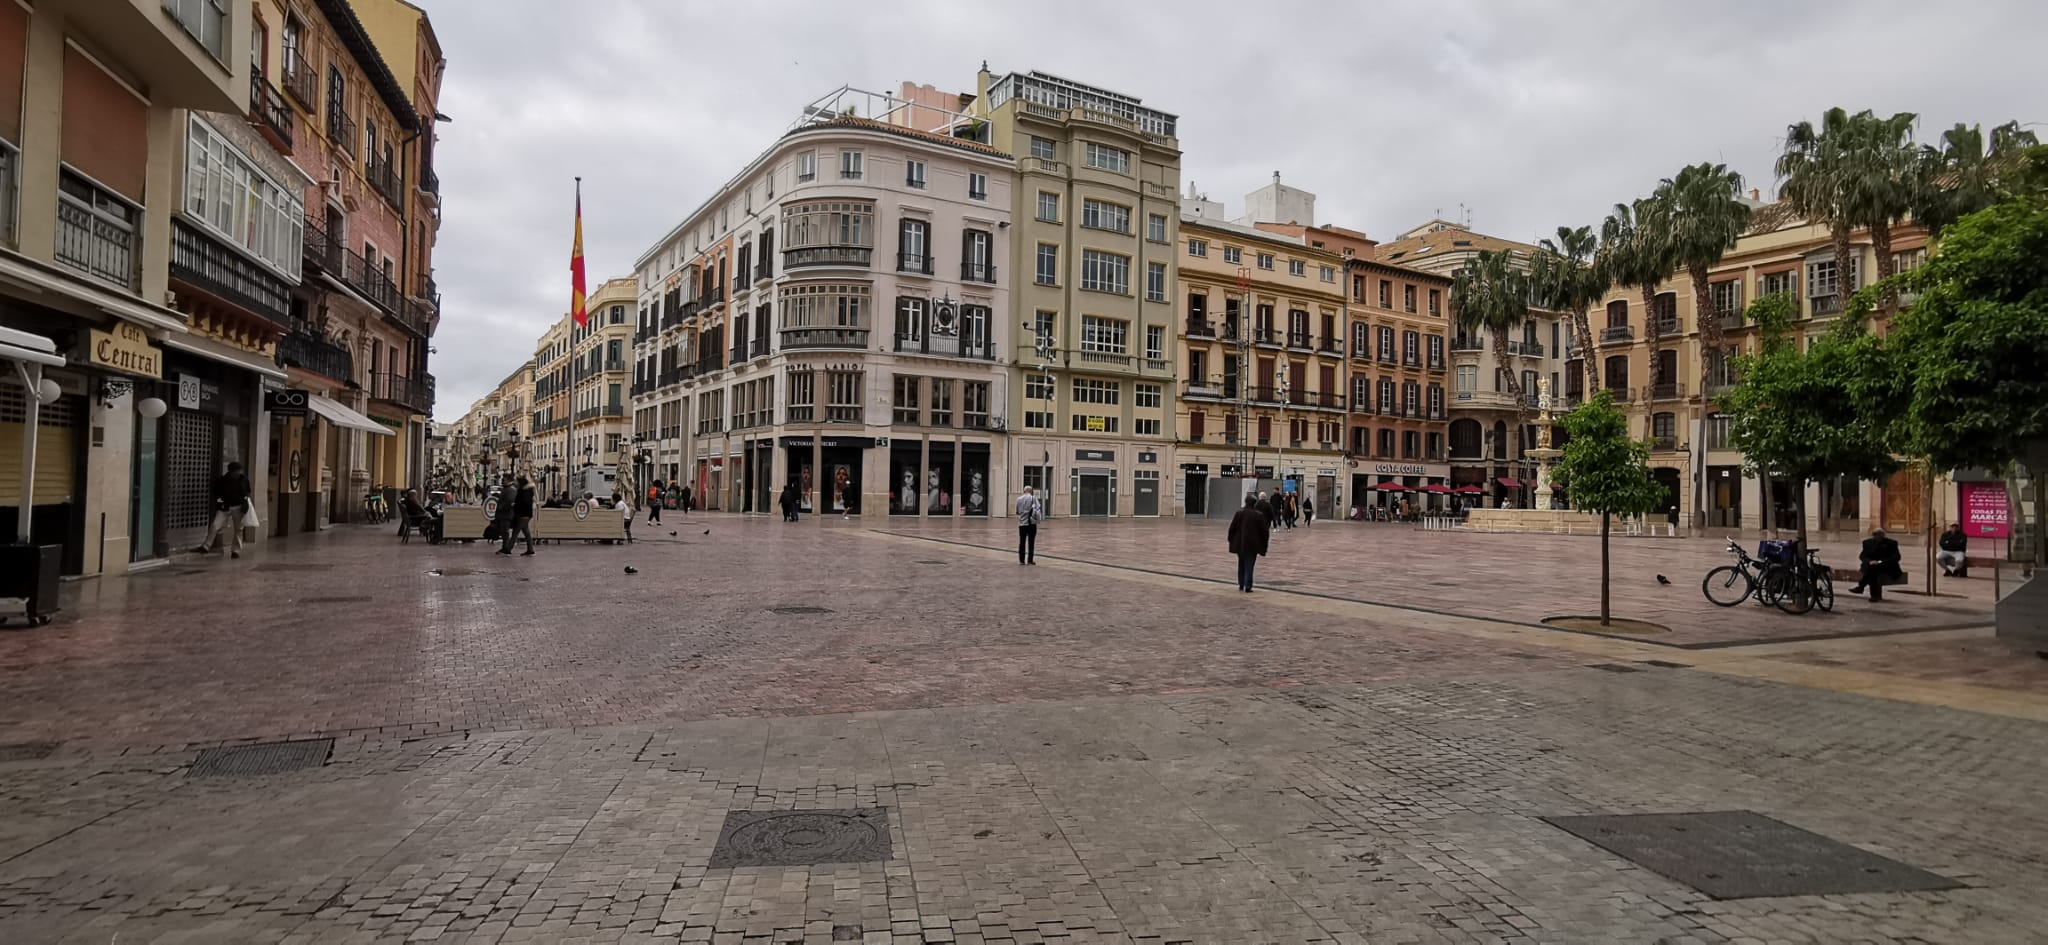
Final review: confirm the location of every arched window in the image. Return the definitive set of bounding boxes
[1450,418,1482,458]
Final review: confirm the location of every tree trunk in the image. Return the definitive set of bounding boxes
[1924,464,1937,596]
[1600,512,1612,626]
[1870,223,1897,318]
[1641,283,1660,395]
[1692,263,1719,402]
[1832,226,1854,316]
[1795,477,1809,550]
[1572,306,1600,393]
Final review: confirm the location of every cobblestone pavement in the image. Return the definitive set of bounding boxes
[2,516,2044,943]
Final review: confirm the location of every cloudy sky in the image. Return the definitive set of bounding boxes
[420,0,2043,420]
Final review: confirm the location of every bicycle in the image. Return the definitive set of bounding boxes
[363,491,389,525]
[1702,540,1789,608]
[1771,547,1835,615]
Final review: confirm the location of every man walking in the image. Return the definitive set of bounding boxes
[1015,485,1044,565]
[1849,527,1903,601]
[492,475,517,553]
[195,461,253,558]
[1227,493,1270,592]
[646,479,664,525]
[678,483,693,514]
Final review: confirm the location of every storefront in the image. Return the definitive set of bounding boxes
[779,435,873,516]
[1353,461,1451,514]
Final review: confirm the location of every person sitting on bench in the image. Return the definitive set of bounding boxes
[1850,527,1903,600]
[400,489,442,543]
[1937,523,1969,577]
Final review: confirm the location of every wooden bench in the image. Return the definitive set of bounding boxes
[1830,567,1909,586]
[437,505,626,543]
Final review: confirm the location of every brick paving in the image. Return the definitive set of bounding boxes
[0,516,2043,943]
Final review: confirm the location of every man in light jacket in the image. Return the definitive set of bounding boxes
[1015,486,1044,565]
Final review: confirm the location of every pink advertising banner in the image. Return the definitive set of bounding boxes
[1958,481,2010,539]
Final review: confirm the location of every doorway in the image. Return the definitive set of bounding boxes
[1184,471,1208,516]
[130,413,162,562]
[1076,470,1111,517]
[1133,470,1159,516]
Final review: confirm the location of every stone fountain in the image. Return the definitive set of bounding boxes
[1463,379,1601,534]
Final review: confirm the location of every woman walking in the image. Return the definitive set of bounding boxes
[1227,493,1271,592]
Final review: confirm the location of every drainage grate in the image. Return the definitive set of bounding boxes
[302,595,373,604]
[1544,810,1960,900]
[708,808,891,868]
[1588,663,1644,673]
[250,563,323,572]
[767,606,833,615]
[0,741,59,762]
[188,738,333,778]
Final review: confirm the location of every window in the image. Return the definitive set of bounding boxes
[1403,331,1420,365]
[1652,412,1676,442]
[1378,379,1396,413]
[1035,309,1055,340]
[1604,355,1629,391]
[897,219,930,274]
[930,379,953,427]
[1188,238,1207,257]
[1025,373,1055,401]
[1427,334,1445,368]
[1256,252,1274,270]
[1456,364,1477,393]
[1029,137,1056,161]
[165,0,228,60]
[1072,378,1120,404]
[1135,383,1163,408]
[1427,384,1444,418]
[1223,246,1242,264]
[826,369,863,422]
[1428,288,1441,316]
[968,173,988,200]
[1037,191,1060,223]
[1080,250,1130,294]
[1036,244,1059,286]
[1403,285,1416,313]
[1146,262,1167,302]
[1320,266,1335,283]
[905,159,926,188]
[780,200,876,264]
[1084,142,1130,174]
[1378,326,1395,361]
[962,229,994,282]
[1072,414,1120,433]
[1807,256,1857,297]
[1379,280,1392,308]
[1134,418,1160,436]
[797,151,816,181]
[1288,260,1305,277]
[1145,325,1164,360]
[1079,316,1128,353]
[1761,269,1798,300]
[1148,214,1168,243]
[839,150,863,179]
[1709,279,1744,319]
[185,116,305,279]
[963,382,991,428]
[1081,199,1130,233]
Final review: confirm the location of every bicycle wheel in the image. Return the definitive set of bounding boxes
[1775,572,1816,615]
[1813,573,1834,612]
[1701,565,1753,606]
[1755,564,1788,607]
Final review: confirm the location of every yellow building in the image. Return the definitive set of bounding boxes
[530,318,571,492]
[1582,201,1938,539]
[568,277,635,491]
[1173,216,1347,518]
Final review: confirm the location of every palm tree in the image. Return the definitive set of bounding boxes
[1529,226,1606,396]
[1450,249,1533,454]
[1916,120,2041,237]
[1776,108,1920,314]
[1656,163,1752,399]
[1598,198,1675,397]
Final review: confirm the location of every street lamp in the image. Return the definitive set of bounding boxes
[1031,325,1056,505]
[1275,373,1290,496]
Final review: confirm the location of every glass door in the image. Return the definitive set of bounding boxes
[130,414,161,561]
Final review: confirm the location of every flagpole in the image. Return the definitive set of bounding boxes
[571,177,582,497]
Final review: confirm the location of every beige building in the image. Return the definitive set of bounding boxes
[448,360,532,498]
[530,317,571,491]
[970,67,1182,517]
[566,276,633,494]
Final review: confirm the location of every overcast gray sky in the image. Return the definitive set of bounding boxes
[421,0,2044,420]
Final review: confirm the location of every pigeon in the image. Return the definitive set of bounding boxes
[703,529,711,535]
[623,566,639,575]
[1655,574,1671,585]
[670,531,678,537]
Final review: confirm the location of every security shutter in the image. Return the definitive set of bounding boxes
[0,384,78,506]
[165,409,218,531]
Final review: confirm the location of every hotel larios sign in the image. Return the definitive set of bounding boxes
[89,323,162,378]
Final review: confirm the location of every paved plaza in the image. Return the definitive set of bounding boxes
[1,515,2045,944]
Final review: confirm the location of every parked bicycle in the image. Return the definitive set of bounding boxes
[1771,547,1835,615]
[1702,539,1786,608]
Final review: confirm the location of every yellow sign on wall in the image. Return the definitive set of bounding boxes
[1085,416,1106,432]
[89,323,162,378]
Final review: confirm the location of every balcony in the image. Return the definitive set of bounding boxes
[1252,327,1281,347]
[418,164,439,198]
[1599,325,1634,344]
[1317,337,1342,355]
[278,328,353,383]
[1506,340,1545,357]
[280,46,316,109]
[961,261,997,284]
[366,156,403,209]
[1403,355,1422,368]
[1301,391,1346,411]
[1184,318,1216,339]
[303,222,406,320]
[1286,330,1313,351]
[896,252,934,276]
[1649,382,1680,400]
[784,246,872,270]
[1078,350,1131,367]
[372,372,433,413]
[55,173,138,291]
[0,144,13,248]
[326,105,355,157]
[1651,317,1681,338]
[781,328,869,350]
[893,333,995,361]
[1451,337,1485,352]
[1811,295,1843,317]
[1651,435,1680,451]
[248,73,293,151]
[1378,350,1397,365]
[1713,310,1742,332]
[604,358,628,372]
[170,219,290,324]
[1245,385,1283,404]
[1426,359,1446,372]
[751,337,769,358]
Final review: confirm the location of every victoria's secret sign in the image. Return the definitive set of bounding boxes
[88,323,162,378]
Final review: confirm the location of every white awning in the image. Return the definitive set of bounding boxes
[160,334,287,381]
[0,251,187,333]
[307,394,395,436]
[0,326,65,369]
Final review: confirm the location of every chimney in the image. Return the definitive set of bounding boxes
[1749,188,1761,201]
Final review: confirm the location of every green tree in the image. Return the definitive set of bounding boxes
[1914,121,2041,237]
[1529,225,1606,394]
[1656,163,1752,397]
[1715,296,1901,548]
[1884,195,2048,561]
[1776,108,1921,312]
[1450,248,1533,426]
[1551,390,1664,626]
[1599,197,1676,392]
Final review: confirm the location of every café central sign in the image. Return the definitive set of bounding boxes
[89,323,162,378]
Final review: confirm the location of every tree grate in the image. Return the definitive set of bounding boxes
[188,738,333,777]
[767,606,833,615]
[708,808,891,868]
[1545,810,1961,899]
[0,741,59,762]
[1588,663,1644,673]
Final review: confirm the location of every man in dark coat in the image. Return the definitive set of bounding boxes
[1850,527,1903,600]
[1228,493,1271,592]
[491,475,517,552]
[779,483,800,522]
[1937,523,1968,577]
[196,461,253,557]
[1255,491,1277,529]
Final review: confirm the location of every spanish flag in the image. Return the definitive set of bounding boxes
[569,178,588,327]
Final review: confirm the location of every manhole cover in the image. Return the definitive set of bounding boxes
[1544,810,1960,899]
[1588,663,1643,673]
[708,808,891,868]
[0,741,59,762]
[767,606,833,615]
[250,563,322,572]
[189,738,333,778]
[301,596,372,604]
